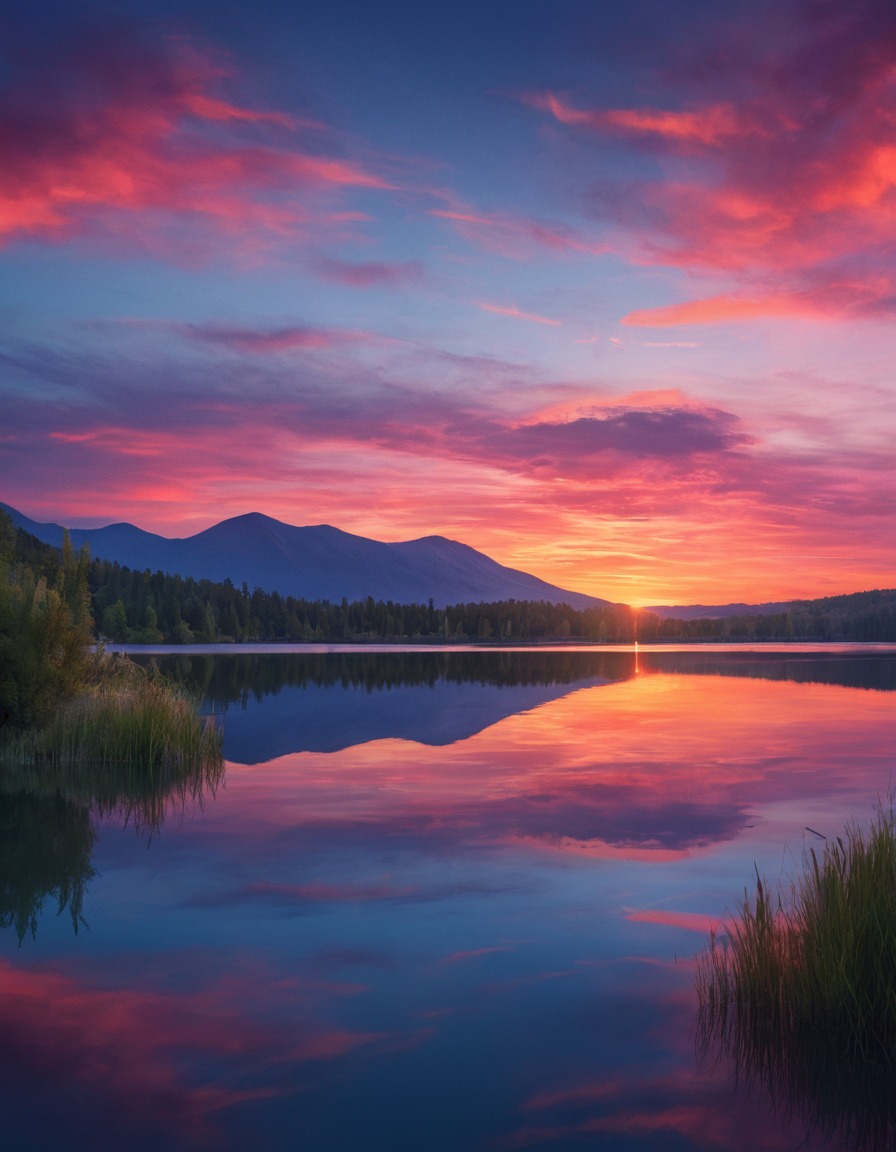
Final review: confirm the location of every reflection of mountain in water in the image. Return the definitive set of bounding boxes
[149,650,633,760]
[219,679,607,761]
[145,648,896,761]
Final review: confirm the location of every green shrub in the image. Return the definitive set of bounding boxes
[0,655,223,811]
[0,517,93,730]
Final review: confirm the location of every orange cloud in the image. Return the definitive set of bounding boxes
[621,293,814,326]
[622,274,896,325]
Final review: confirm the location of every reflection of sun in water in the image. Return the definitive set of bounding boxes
[632,606,640,675]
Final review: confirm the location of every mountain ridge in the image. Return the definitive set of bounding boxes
[0,502,609,610]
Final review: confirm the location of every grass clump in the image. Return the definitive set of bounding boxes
[698,805,896,1148]
[699,806,896,1064]
[0,654,223,783]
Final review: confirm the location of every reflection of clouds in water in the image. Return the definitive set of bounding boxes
[183,876,522,912]
[217,678,600,761]
[5,652,895,1151]
[507,977,831,1152]
[202,674,895,862]
[0,953,389,1152]
[150,647,896,763]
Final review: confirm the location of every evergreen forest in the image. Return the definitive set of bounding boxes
[6,511,896,651]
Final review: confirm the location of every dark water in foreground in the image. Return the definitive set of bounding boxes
[2,645,895,1151]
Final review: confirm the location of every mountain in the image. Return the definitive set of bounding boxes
[0,503,608,610]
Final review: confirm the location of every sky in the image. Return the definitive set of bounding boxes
[1,0,895,606]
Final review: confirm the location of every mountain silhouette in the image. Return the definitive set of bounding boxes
[1,503,607,609]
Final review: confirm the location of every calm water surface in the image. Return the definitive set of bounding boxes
[2,645,895,1151]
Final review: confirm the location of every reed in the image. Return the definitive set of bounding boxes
[699,806,896,1063]
[0,654,223,795]
[697,805,896,1148]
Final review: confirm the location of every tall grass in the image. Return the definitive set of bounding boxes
[697,805,896,1149]
[0,655,224,830]
[1,657,224,939]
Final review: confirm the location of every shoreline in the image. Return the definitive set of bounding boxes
[106,640,896,656]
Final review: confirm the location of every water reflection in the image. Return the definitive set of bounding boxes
[698,1010,896,1152]
[0,753,224,941]
[173,671,895,863]
[151,648,635,699]
[143,646,896,762]
[149,645,896,700]
[0,793,96,943]
[150,649,625,757]
[3,649,896,1150]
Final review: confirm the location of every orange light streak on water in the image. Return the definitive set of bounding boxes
[215,673,894,861]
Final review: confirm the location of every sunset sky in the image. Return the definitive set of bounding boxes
[2,0,894,605]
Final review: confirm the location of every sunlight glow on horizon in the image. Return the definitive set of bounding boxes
[2,1,894,605]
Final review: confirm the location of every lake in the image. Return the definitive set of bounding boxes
[3,644,895,1151]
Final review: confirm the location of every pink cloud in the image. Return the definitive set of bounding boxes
[181,92,304,129]
[476,302,563,327]
[5,328,896,604]
[0,30,390,254]
[527,92,748,145]
[525,4,896,318]
[436,947,514,965]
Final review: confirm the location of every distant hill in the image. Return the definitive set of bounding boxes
[647,600,793,620]
[641,587,896,642]
[0,503,608,610]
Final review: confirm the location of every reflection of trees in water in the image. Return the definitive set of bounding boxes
[142,648,896,711]
[0,754,224,943]
[0,792,96,944]
[148,650,639,706]
[698,992,896,1150]
[652,650,896,692]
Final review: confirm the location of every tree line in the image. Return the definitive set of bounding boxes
[86,552,896,644]
[6,513,896,651]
